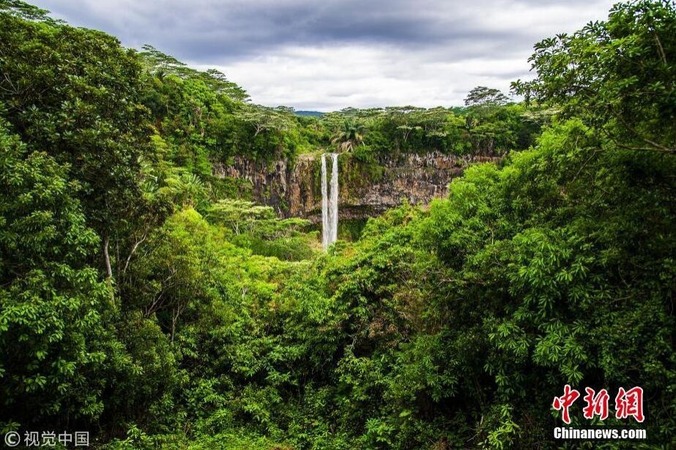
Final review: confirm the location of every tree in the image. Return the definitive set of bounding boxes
[330,119,366,152]
[462,88,525,155]
[512,0,675,154]
[0,121,114,429]
[0,0,59,23]
[464,86,510,108]
[206,199,314,260]
[0,10,153,279]
[139,45,249,102]
[239,105,292,138]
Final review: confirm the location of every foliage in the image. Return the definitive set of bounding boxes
[0,1,674,449]
[0,122,116,429]
[330,119,366,153]
[0,0,58,23]
[206,199,316,260]
[0,10,150,232]
[318,103,544,158]
[464,86,511,107]
[513,0,675,154]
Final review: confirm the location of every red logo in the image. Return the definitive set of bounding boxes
[553,386,644,424]
[615,387,644,423]
[582,387,610,420]
[552,384,580,424]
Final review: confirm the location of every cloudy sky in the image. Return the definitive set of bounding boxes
[30,0,616,111]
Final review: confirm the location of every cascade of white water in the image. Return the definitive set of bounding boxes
[330,153,339,244]
[321,154,329,249]
[320,153,339,250]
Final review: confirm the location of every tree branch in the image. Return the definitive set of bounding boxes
[122,232,148,273]
[653,31,667,66]
[103,235,113,279]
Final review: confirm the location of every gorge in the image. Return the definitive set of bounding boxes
[213,151,500,226]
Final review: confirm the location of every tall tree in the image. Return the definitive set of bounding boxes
[464,86,510,108]
[0,121,118,430]
[0,7,152,278]
[512,0,675,153]
[330,119,366,152]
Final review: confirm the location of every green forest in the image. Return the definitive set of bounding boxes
[0,0,674,448]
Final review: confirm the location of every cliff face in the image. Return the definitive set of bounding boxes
[213,152,498,222]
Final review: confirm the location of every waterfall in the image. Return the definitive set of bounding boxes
[330,153,339,244]
[321,153,339,250]
[321,154,329,249]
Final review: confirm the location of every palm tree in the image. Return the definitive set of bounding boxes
[330,119,365,153]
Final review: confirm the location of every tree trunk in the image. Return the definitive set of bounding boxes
[103,235,113,279]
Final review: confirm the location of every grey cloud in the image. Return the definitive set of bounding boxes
[33,0,592,61]
[29,0,616,109]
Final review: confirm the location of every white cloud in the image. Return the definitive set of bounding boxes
[32,0,617,110]
[195,42,532,110]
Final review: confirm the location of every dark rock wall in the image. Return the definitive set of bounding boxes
[213,152,499,222]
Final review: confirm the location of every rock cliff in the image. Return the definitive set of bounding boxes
[213,152,498,222]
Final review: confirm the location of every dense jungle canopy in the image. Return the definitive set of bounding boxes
[0,0,674,448]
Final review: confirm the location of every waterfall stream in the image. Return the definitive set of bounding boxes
[321,154,329,249]
[321,153,339,250]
